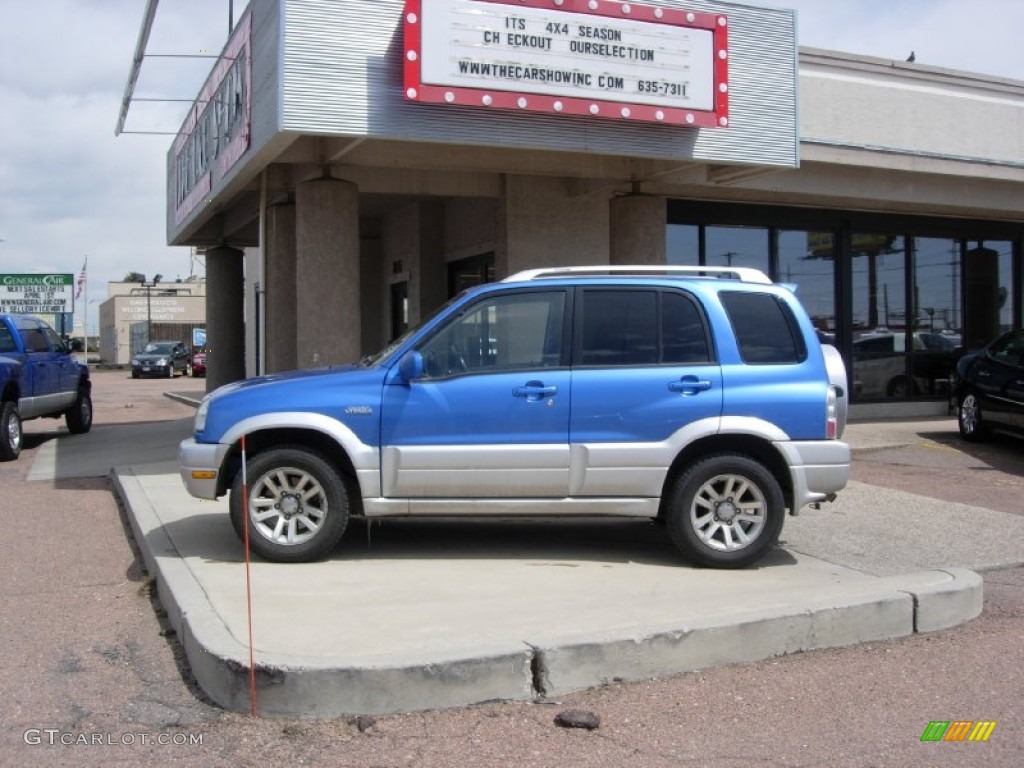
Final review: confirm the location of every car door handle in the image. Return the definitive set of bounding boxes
[513,381,558,401]
[668,376,712,395]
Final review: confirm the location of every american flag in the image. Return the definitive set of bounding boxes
[75,257,87,299]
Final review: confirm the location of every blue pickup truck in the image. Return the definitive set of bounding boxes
[0,314,92,461]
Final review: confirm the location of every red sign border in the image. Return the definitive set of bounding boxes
[403,0,729,127]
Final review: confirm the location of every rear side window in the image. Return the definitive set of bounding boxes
[721,291,807,365]
[578,289,711,366]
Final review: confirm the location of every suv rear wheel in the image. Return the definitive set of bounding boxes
[666,454,785,568]
[229,446,351,562]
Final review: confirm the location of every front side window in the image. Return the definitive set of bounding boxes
[418,291,565,378]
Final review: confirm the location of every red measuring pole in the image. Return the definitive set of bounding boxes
[240,433,257,716]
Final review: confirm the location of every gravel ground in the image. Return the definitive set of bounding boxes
[2,371,1021,767]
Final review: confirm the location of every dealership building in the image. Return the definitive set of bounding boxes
[165,0,1024,415]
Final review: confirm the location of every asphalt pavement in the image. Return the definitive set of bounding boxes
[21,389,1014,718]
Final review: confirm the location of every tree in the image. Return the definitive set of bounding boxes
[122,272,162,284]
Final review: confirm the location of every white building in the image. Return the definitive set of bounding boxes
[98,277,206,365]
[165,0,1023,415]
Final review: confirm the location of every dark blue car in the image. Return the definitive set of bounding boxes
[955,329,1024,442]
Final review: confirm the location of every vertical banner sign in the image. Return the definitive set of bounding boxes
[404,0,729,127]
[173,12,253,226]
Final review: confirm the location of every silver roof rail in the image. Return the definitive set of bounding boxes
[502,265,773,285]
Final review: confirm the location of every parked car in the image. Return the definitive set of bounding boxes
[179,266,850,569]
[954,329,1024,442]
[191,349,207,377]
[0,313,92,461]
[851,330,960,398]
[132,341,190,378]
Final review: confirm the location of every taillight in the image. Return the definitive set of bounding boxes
[826,386,838,439]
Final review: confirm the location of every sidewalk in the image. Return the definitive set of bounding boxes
[103,413,1003,717]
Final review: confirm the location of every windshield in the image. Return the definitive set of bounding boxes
[359,292,467,366]
[144,342,176,354]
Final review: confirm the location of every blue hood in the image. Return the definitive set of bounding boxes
[199,364,389,445]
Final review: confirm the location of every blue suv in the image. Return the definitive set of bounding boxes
[180,267,849,568]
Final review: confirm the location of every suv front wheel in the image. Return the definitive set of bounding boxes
[666,454,785,568]
[229,446,351,562]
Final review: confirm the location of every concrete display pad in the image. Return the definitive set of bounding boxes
[113,462,982,718]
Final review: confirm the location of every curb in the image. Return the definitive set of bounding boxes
[164,391,204,408]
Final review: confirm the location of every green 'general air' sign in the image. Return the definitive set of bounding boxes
[0,274,75,314]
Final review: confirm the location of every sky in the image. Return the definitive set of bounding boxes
[1,0,1023,334]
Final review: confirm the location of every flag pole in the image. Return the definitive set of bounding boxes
[82,256,88,356]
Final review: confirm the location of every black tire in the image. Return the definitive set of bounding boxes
[958,392,988,442]
[167,365,174,378]
[0,401,22,461]
[132,370,140,379]
[65,387,93,434]
[665,454,785,569]
[229,446,351,562]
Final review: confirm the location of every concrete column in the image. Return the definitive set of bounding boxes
[264,202,297,373]
[205,246,246,392]
[295,177,360,367]
[416,202,446,317]
[502,175,610,274]
[610,194,667,265]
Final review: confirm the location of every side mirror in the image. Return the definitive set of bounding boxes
[398,351,424,382]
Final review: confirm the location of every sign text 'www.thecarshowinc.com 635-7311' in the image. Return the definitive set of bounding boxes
[403,0,729,127]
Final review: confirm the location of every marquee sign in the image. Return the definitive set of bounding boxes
[403,0,729,126]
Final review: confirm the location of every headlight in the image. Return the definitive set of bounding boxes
[157,358,168,366]
[195,396,211,433]
[131,358,140,366]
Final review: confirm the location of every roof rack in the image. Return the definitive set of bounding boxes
[502,265,773,285]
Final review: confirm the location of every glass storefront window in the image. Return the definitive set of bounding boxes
[665,215,1020,403]
[705,226,769,272]
[851,234,906,334]
[912,238,961,397]
[778,230,836,342]
[913,238,960,337]
[851,234,907,400]
[666,224,699,266]
[964,240,1013,346]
